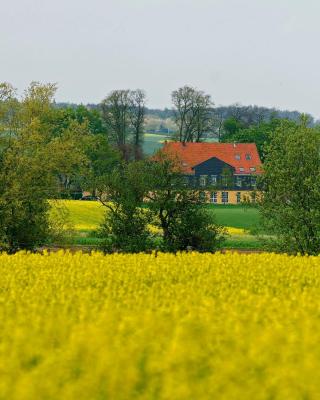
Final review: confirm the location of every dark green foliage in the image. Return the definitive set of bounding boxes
[259,118,320,254]
[140,154,226,252]
[98,162,153,253]
[82,134,121,196]
[100,207,152,253]
[221,118,298,160]
[0,82,59,252]
[162,201,225,252]
[98,154,225,253]
[222,117,244,137]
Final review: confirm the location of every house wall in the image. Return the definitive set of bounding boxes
[190,157,257,190]
[200,190,257,205]
[193,157,235,176]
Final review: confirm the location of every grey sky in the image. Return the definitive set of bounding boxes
[1,0,320,116]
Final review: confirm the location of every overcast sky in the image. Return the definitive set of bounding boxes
[1,0,320,116]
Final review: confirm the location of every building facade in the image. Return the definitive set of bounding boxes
[160,142,262,204]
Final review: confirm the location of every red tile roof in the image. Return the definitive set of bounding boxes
[160,142,262,175]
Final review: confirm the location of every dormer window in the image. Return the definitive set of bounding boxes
[250,167,256,172]
[235,154,241,160]
[239,167,244,172]
[245,154,251,160]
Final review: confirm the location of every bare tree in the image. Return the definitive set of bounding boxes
[101,90,131,147]
[211,108,225,142]
[129,89,146,160]
[172,86,213,143]
[101,89,146,160]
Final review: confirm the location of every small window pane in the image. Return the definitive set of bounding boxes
[245,154,251,160]
[210,175,217,185]
[222,191,229,204]
[199,175,207,187]
[236,192,241,204]
[235,154,241,160]
[211,192,218,203]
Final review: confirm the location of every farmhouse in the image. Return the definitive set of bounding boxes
[160,142,262,204]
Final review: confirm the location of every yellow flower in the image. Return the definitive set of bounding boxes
[0,251,319,399]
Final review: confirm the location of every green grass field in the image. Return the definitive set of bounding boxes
[206,204,260,230]
[142,133,169,155]
[142,133,219,155]
[51,201,262,249]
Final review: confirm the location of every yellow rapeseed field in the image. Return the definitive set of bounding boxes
[1,251,320,399]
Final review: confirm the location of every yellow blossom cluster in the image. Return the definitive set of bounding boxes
[1,251,320,399]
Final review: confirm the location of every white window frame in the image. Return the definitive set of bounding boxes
[211,192,218,203]
[199,175,207,187]
[210,175,217,185]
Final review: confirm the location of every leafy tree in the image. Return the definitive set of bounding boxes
[222,117,243,138]
[73,105,107,135]
[97,153,225,253]
[0,82,59,251]
[0,82,94,251]
[141,153,226,252]
[48,119,90,196]
[259,118,320,254]
[98,162,152,253]
[222,118,298,160]
[82,134,121,196]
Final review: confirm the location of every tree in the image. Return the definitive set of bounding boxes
[48,119,90,196]
[0,82,93,251]
[172,85,213,143]
[129,89,146,160]
[0,82,59,252]
[221,118,298,160]
[211,108,225,142]
[82,134,121,197]
[259,117,320,254]
[101,90,131,148]
[101,89,146,160]
[97,153,225,253]
[222,117,243,138]
[141,153,226,252]
[98,162,152,253]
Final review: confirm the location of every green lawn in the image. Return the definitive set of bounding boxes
[142,133,169,155]
[53,201,260,231]
[206,205,260,230]
[51,200,262,250]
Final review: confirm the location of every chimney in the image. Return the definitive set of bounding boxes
[233,142,236,148]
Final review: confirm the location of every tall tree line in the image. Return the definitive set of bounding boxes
[0,82,120,251]
[101,89,146,160]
